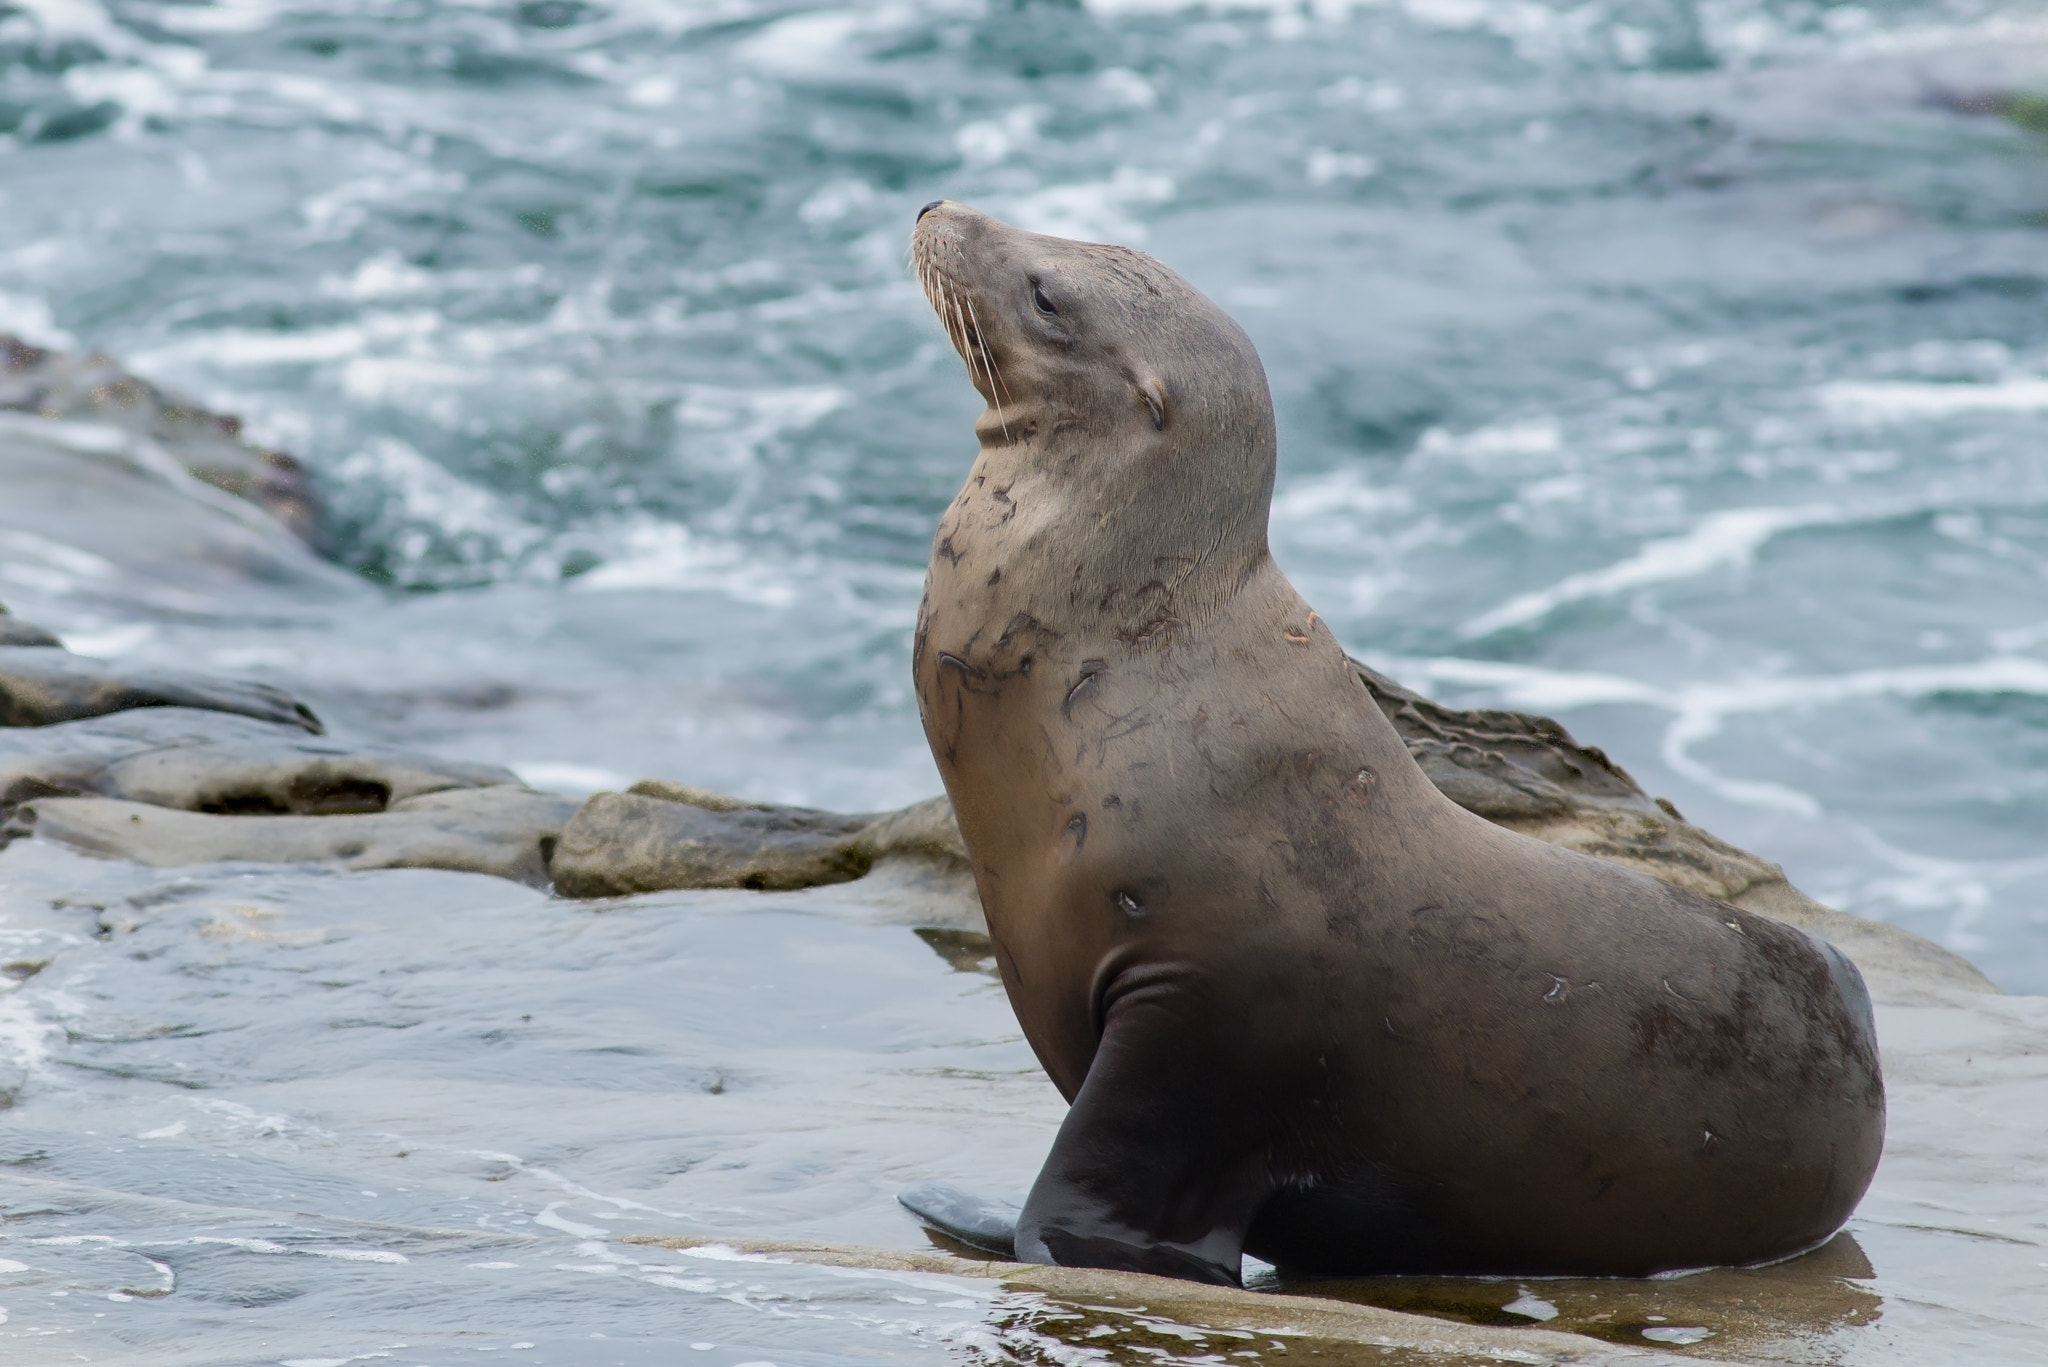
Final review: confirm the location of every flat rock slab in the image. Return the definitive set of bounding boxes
[626,1235,1713,1366]
[553,788,967,898]
[0,334,319,542]
[0,412,361,620]
[0,645,322,732]
[0,706,518,815]
[1,786,580,886]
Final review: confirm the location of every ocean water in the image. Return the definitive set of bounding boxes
[2,0,2048,1360]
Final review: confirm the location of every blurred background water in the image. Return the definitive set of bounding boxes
[2,0,2048,1359]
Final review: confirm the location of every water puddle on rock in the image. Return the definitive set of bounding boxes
[1287,1233,1883,1362]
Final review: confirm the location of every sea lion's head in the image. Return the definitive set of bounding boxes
[910,201,1277,603]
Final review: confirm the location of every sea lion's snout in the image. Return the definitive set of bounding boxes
[918,199,946,222]
[911,202,1271,477]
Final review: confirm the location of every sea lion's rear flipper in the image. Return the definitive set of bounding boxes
[897,1182,1020,1258]
[1014,988,1274,1288]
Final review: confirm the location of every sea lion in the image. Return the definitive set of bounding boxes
[899,201,1884,1287]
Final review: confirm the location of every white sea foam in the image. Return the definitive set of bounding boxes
[679,1244,792,1264]
[568,520,793,605]
[195,326,377,366]
[673,383,849,467]
[6,0,143,54]
[954,106,1044,169]
[1836,825,2048,955]
[1459,505,1849,638]
[1821,379,2048,419]
[1416,418,1563,463]
[734,8,877,74]
[797,178,879,227]
[468,1150,694,1221]
[335,437,542,553]
[1095,66,1157,108]
[535,1204,611,1239]
[143,0,294,35]
[0,996,59,1082]
[62,62,182,135]
[1270,468,1414,521]
[0,528,122,588]
[510,762,633,795]
[1000,168,1175,244]
[0,290,77,349]
[308,1248,407,1264]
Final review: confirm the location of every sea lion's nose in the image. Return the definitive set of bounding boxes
[918,200,945,222]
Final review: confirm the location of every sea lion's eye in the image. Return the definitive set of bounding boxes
[1031,282,1058,316]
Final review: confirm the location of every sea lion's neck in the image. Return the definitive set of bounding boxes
[933,427,1273,646]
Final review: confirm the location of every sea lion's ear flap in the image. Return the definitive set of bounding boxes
[1137,377,1168,431]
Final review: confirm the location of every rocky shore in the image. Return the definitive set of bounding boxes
[1,338,2036,1365]
[0,582,1994,997]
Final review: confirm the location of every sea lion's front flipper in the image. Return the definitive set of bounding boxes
[1014,986,1273,1287]
[898,1182,1020,1258]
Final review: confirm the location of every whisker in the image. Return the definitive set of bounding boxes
[916,256,1014,444]
[964,295,1012,442]
[948,288,978,385]
[956,289,990,408]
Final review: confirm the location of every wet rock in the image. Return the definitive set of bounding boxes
[626,1235,1708,1367]
[0,335,319,542]
[552,791,874,897]
[0,411,364,618]
[623,777,781,813]
[0,647,322,733]
[1,786,579,887]
[0,706,516,817]
[0,603,62,648]
[848,795,969,867]
[553,785,972,900]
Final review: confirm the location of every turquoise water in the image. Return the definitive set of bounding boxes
[2,1,2048,1359]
